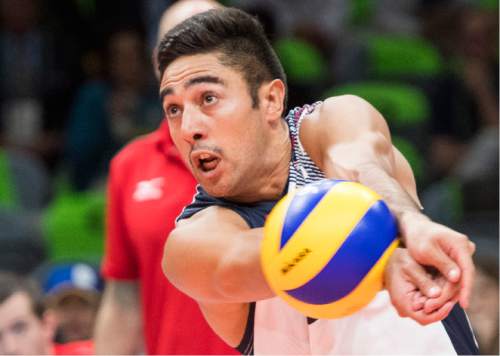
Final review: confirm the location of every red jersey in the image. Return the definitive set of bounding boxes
[53,340,93,355]
[101,121,237,355]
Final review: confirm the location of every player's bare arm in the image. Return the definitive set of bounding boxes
[94,280,143,354]
[162,206,273,345]
[163,206,272,303]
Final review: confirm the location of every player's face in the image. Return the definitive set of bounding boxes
[0,292,52,355]
[160,53,272,199]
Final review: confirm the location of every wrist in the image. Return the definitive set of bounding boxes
[397,211,430,245]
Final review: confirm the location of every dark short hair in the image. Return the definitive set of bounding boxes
[0,272,45,319]
[157,7,287,109]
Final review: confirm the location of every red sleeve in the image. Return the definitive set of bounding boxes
[101,155,139,280]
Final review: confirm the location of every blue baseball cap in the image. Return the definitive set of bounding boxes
[43,263,103,298]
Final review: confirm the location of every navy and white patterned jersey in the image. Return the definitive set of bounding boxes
[286,101,325,189]
[177,103,478,355]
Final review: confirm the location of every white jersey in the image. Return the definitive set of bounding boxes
[255,292,457,354]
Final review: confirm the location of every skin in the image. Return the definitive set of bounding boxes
[0,292,55,355]
[51,294,98,343]
[94,1,221,354]
[94,281,142,354]
[161,53,475,345]
[159,54,288,201]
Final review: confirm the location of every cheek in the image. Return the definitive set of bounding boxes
[168,125,187,152]
[229,127,259,162]
[23,323,44,349]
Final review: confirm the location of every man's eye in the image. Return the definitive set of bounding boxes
[203,94,217,105]
[11,321,27,335]
[167,105,181,117]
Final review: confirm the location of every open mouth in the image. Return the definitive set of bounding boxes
[192,151,221,173]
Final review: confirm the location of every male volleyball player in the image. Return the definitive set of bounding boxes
[158,8,477,354]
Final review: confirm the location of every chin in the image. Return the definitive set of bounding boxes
[198,179,232,198]
[202,185,228,198]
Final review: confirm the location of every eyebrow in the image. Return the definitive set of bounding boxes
[159,75,225,101]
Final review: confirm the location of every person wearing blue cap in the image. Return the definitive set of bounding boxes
[43,263,102,345]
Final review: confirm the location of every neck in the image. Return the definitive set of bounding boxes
[230,120,291,203]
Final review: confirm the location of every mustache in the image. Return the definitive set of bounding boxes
[189,144,223,165]
[190,145,223,156]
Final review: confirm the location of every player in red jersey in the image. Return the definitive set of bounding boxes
[93,1,238,354]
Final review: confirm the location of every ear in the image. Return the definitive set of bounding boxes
[260,79,286,123]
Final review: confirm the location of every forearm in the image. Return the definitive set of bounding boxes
[323,146,427,245]
[353,161,429,245]
[214,228,274,302]
[94,282,143,354]
[321,127,426,245]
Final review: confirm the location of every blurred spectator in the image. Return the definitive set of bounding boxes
[0,271,94,355]
[417,3,499,352]
[372,0,421,34]
[423,3,498,184]
[0,0,77,169]
[42,263,102,345]
[141,0,173,53]
[232,1,336,110]
[0,145,50,275]
[0,208,45,275]
[231,0,348,43]
[65,28,161,191]
[94,1,237,354]
[450,5,498,193]
[0,271,55,355]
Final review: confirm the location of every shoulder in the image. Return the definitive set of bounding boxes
[318,95,380,126]
[299,95,392,166]
[302,95,389,141]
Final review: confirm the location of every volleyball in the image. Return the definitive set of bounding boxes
[261,179,399,319]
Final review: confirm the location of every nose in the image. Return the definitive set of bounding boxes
[180,104,206,144]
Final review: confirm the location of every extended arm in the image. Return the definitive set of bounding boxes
[301,95,475,312]
[163,206,273,304]
[162,206,273,345]
[94,280,143,354]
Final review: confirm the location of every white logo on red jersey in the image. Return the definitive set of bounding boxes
[133,177,165,201]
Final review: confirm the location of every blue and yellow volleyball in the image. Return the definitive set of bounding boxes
[261,179,399,319]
